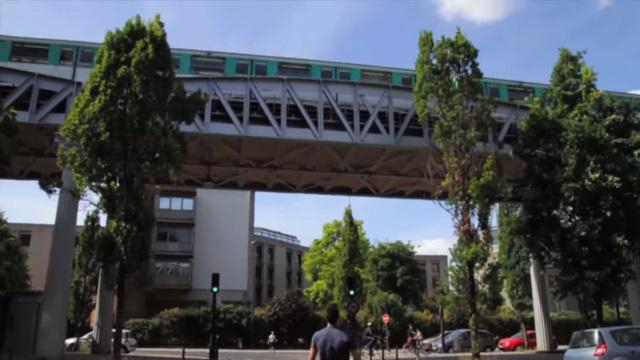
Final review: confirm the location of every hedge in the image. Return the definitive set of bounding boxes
[126,306,631,348]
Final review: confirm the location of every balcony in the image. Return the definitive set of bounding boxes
[152,260,192,289]
[152,225,194,254]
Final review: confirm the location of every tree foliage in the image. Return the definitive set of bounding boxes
[414,28,500,358]
[303,207,369,311]
[0,102,18,175]
[68,210,103,340]
[366,241,425,307]
[58,15,202,358]
[0,211,29,292]
[515,48,640,325]
[265,290,322,346]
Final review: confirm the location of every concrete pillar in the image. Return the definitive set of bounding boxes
[34,169,79,359]
[93,266,114,353]
[530,257,554,352]
[626,259,640,325]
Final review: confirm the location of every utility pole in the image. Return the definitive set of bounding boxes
[209,273,220,360]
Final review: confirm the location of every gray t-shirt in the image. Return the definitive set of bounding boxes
[311,325,353,360]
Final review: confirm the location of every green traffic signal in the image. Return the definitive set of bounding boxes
[212,286,219,293]
[348,289,355,296]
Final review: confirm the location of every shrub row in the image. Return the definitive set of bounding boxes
[126,306,631,348]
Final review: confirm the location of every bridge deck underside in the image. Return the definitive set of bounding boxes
[2,66,524,199]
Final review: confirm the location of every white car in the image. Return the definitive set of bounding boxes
[64,329,137,353]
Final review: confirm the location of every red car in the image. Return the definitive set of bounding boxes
[498,330,536,351]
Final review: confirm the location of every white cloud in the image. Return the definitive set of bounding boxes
[434,0,525,24]
[598,0,615,9]
[412,237,455,256]
[628,89,640,95]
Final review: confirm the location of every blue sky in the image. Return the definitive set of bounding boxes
[1,0,639,254]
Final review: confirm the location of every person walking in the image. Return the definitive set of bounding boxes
[267,331,277,353]
[309,304,360,360]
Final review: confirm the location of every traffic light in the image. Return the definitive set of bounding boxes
[347,276,356,299]
[211,273,220,294]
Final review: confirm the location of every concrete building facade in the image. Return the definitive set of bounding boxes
[249,227,308,308]
[415,255,449,297]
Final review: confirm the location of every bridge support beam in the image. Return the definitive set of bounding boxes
[34,169,79,359]
[93,266,114,353]
[626,259,640,325]
[530,257,554,352]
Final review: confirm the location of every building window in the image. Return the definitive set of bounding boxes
[191,56,225,75]
[268,247,274,263]
[508,86,533,102]
[254,62,267,76]
[401,75,413,87]
[267,285,274,299]
[78,49,94,66]
[488,86,501,99]
[278,62,311,77]
[431,262,440,275]
[297,253,302,268]
[255,266,262,279]
[236,60,249,75]
[172,56,181,71]
[267,268,274,282]
[158,196,194,211]
[321,67,333,79]
[286,250,292,269]
[338,69,351,81]
[59,47,74,65]
[361,70,391,84]
[286,271,292,289]
[10,42,49,63]
[18,232,31,247]
[256,245,263,264]
[156,225,193,244]
[297,271,302,287]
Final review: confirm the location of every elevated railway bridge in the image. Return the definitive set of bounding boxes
[1,35,639,359]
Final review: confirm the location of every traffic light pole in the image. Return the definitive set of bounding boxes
[209,292,218,360]
[209,273,220,360]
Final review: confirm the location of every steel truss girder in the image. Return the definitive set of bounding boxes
[1,66,526,198]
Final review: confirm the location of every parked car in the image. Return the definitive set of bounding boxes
[499,330,537,351]
[420,331,451,352]
[429,329,497,353]
[564,326,640,360]
[64,329,137,353]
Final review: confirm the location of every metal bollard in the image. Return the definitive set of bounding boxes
[395,347,399,360]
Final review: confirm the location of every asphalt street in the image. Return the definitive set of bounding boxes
[123,347,565,360]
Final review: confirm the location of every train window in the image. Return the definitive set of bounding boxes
[278,62,311,77]
[172,56,181,71]
[508,86,533,102]
[59,47,74,65]
[10,42,49,64]
[488,86,501,99]
[236,60,249,75]
[79,49,94,66]
[321,67,333,79]
[401,75,413,87]
[362,70,391,84]
[255,62,267,76]
[191,56,225,75]
[338,69,351,81]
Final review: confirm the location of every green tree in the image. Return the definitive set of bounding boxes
[265,290,322,347]
[68,210,103,349]
[498,203,532,349]
[303,207,370,311]
[366,241,425,307]
[0,211,29,292]
[515,49,640,325]
[414,29,500,359]
[58,16,202,358]
[0,102,18,175]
